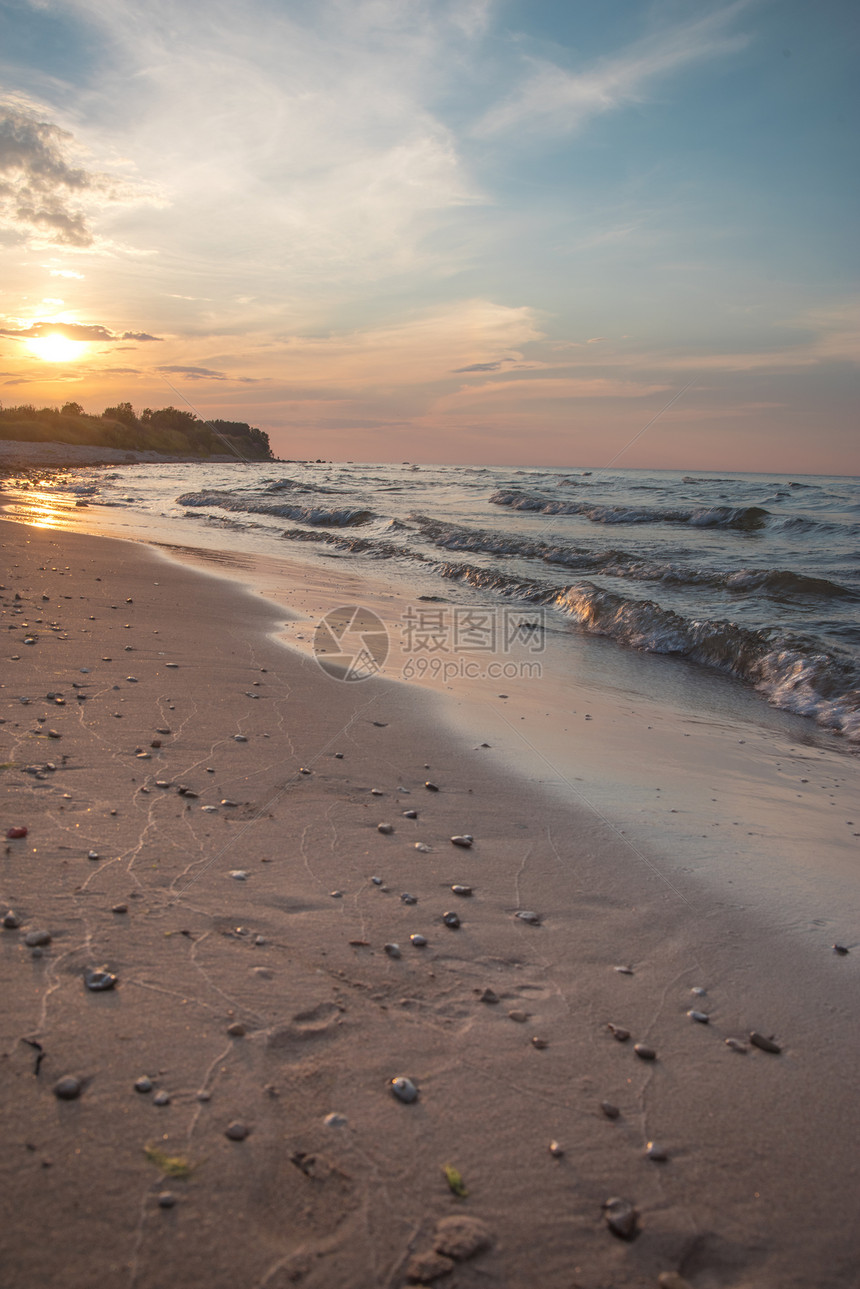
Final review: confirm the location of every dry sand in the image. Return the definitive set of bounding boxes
[1,518,858,1289]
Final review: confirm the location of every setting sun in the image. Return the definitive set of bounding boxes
[26,333,88,363]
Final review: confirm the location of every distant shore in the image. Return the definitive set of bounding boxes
[0,439,247,469]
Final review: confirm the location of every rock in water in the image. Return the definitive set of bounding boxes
[603,1197,638,1240]
[390,1076,418,1103]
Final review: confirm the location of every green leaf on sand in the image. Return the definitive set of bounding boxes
[443,1163,468,1197]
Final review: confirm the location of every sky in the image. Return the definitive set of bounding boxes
[0,0,857,472]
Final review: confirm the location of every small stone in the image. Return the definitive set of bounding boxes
[750,1031,781,1054]
[725,1037,749,1053]
[234,735,247,742]
[531,1036,549,1049]
[450,835,472,848]
[298,766,311,774]
[833,944,849,955]
[424,781,439,791]
[371,788,384,796]
[601,1101,620,1119]
[155,780,171,789]
[691,986,707,995]
[3,911,21,929]
[515,910,540,925]
[54,1076,83,1101]
[371,876,383,886]
[25,930,52,947]
[433,1214,493,1260]
[410,933,427,947]
[330,890,343,898]
[400,893,417,905]
[377,823,394,834]
[157,1192,176,1208]
[442,911,460,928]
[390,1076,418,1103]
[405,1250,454,1283]
[196,1090,211,1102]
[87,850,100,861]
[384,943,402,958]
[603,1196,638,1240]
[451,884,472,896]
[334,752,344,759]
[646,1141,669,1161]
[414,842,430,852]
[153,1091,171,1106]
[112,904,128,914]
[229,870,248,881]
[6,826,28,839]
[227,1022,246,1037]
[508,1009,529,1023]
[607,1023,630,1042]
[402,809,418,819]
[225,1120,249,1140]
[135,752,150,759]
[221,798,238,807]
[479,988,499,1004]
[84,965,117,991]
[633,1043,656,1060]
[614,964,634,975]
[688,1009,710,1023]
[324,1112,348,1128]
[201,805,217,813]
[134,1077,153,1093]
[549,1139,564,1157]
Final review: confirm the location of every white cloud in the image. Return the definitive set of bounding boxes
[474,2,753,137]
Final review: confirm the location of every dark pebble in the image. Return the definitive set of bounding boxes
[54,1076,83,1101]
[633,1043,656,1061]
[601,1101,620,1119]
[3,911,21,929]
[424,782,439,792]
[442,911,460,928]
[84,966,117,991]
[750,1031,781,1054]
[607,1023,630,1042]
[25,930,51,947]
[225,1120,249,1140]
[603,1196,638,1240]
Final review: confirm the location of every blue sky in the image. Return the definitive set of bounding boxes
[0,0,857,470]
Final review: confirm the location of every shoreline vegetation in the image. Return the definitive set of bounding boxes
[0,401,274,462]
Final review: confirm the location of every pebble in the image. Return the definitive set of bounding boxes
[153,1091,171,1106]
[330,890,343,898]
[134,1077,153,1093]
[196,1090,211,1102]
[603,1196,638,1241]
[157,1192,177,1208]
[84,966,117,991]
[155,780,171,789]
[833,944,849,955]
[515,910,540,925]
[221,799,238,807]
[548,1140,564,1157]
[384,943,402,958]
[691,986,707,996]
[633,1043,656,1061]
[479,988,499,1004]
[531,1036,549,1049]
[112,904,128,914]
[24,930,52,947]
[750,1031,781,1054]
[607,1023,630,1042]
[508,1009,529,1023]
[687,1010,710,1024]
[451,884,472,896]
[225,1120,249,1140]
[601,1101,620,1119]
[390,1076,419,1103]
[414,842,431,852]
[229,870,249,881]
[371,788,384,796]
[227,1022,246,1037]
[234,735,247,742]
[6,826,28,840]
[201,805,217,813]
[450,835,472,848]
[299,766,311,775]
[54,1076,83,1101]
[433,1214,493,1260]
[400,893,417,905]
[324,1112,348,1128]
[442,911,460,928]
[424,781,439,792]
[410,934,428,947]
[725,1037,749,1053]
[3,911,21,929]
[87,850,100,861]
[402,809,418,819]
[371,876,383,886]
[614,965,634,975]
[646,1141,669,1161]
[377,823,394,834]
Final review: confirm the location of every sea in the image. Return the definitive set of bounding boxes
[6,460,860,744]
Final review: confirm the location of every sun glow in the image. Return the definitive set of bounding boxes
[26,334,88,363]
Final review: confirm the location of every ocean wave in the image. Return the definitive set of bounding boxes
[176,490,374,527]
[434,559,860,740]
[489,490,771,530]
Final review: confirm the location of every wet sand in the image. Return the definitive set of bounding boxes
[1,517,858,1289]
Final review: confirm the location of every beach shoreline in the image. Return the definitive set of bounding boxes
[1,516,858,1288]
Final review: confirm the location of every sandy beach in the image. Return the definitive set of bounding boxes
[1,515,858,1289]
